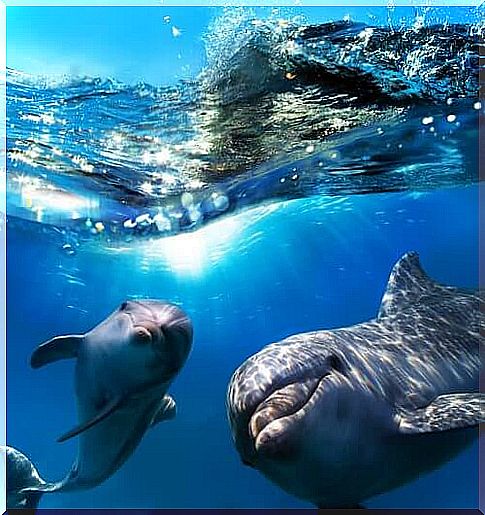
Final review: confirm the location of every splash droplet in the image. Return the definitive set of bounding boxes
[140,182,154,194]
[181,192,194,208]
[94,222,105,233]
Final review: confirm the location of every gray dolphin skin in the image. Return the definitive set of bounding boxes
[227,252,484,509]
[7,300,192,508]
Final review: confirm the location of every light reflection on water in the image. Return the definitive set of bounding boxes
[119,203,284,276]
[6,11,482,241]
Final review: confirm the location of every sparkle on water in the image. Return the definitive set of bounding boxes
[6,7,481,249]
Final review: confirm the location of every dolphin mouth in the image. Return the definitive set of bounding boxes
[248,374,328,457]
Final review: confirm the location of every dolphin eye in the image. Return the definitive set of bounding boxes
[120,302,128,311]
[134,327,152,344]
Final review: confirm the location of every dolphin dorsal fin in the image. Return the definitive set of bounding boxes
[31,335,84,369]
[378,252,439,319]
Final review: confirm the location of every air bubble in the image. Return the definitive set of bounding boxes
[188,206,201,224]
[153,213,171,232]
[181,192,194,208]
[135,213,152,226]
[123,219,137,229]
[211,192,229,212]
[61,243,76,256]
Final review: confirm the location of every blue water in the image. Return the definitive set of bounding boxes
[6,4,482,510]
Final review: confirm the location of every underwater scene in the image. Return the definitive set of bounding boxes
[5,4,483,510]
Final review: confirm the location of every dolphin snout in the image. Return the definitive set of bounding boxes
[249,378,321,442]
[160,307,193,371]
[227,341,348,466]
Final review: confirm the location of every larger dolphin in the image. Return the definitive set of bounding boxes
[7,299,192,508]
[227,252,483,508]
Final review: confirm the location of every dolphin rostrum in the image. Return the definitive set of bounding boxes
[227,252,483,508]
[7,300,192,508]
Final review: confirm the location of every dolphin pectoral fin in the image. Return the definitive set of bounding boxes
[31,334,84,369]
[151,395,176,426]
[397,393,485,434]
[20,482,60,495]
[57,396,125,443]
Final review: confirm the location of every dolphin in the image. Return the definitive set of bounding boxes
[7,300,192,508]
[3,445,45,510]
[226,252,483,508]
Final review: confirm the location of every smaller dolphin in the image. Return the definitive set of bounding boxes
[8,300,192,508]
[3,445,45,510]
[227,252,484,508]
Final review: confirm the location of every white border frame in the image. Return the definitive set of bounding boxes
[1,1,6,513]
[1,1,481,512]
[3,0,484,5]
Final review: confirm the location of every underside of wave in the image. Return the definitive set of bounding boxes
[5,19,482,242]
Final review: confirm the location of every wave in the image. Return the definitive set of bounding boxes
[6,14,482,243]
